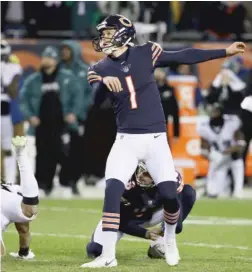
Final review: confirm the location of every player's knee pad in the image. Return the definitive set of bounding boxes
[86,242,102,258]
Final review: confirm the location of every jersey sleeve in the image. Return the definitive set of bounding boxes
[197,120,209,140]
[147,41,226,68]
[87,66,103,86]
[145,41,163,68]
[4,63,22,86]
[119,215,147,239]
[87,65,107,106]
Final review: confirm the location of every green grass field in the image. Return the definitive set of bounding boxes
[2,198,252,272]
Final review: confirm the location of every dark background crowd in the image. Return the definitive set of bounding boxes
[1,1,252,41]
[1,1,252,199]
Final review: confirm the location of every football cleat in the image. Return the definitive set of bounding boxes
[165,239,180,266]
[80,256,117,268]
[9,250,35,260]
[12,136,27,153]
[148,242,181,261]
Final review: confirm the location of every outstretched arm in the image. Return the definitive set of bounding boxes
[154,42,246,67]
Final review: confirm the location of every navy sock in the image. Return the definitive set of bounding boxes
[102,178,125,232]
[158,181,180,225]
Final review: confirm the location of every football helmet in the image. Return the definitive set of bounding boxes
[208,102,224,120]
[135,161,155,189]
[92,14,136,55]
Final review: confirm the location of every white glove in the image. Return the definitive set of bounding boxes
[9,250,35,260]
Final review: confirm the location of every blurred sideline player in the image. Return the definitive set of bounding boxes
[86,162,196,259]
[83,13,245,268]
[1,136,39,258]
[198,103,245,198]
[1,40,22,184]
[9,53,25,137]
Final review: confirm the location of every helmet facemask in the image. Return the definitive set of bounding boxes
[135,162,155,189]
[93,27,126,55]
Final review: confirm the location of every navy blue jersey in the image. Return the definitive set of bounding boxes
[88,42,226,134]
[120,172,184,222]
[118,174,185,238]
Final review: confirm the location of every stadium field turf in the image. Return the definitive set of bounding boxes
[2,198,252,272]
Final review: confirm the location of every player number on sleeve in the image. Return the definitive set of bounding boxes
[125,76,138,109]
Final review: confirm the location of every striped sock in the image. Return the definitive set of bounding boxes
[164,208,180,242]
[102,212,120,232]
[101,212,120,259]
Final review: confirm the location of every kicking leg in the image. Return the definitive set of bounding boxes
[2,115,16,184]
[146,133,180,266]
[3,150,16,184]
[147,186,196,259]
[12,136,39,217]
[1,137,39,259]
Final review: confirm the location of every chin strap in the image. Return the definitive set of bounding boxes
[102,46,118,55]
[102,38,133,55]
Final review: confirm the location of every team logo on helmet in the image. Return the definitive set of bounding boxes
[119,17,132,27]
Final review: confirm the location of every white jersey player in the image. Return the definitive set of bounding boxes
[197,103,245,198]
[1,136,39,258]
[1,40,22,184]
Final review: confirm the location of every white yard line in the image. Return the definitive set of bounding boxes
[181,242,251,251]
[234,257,252,262]
[185,219,252,226]
[40,206,252,220]
[39,207,100,214]
[5,230,252,251]
[39,207,252,226]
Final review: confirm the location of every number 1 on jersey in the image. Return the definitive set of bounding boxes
[125,76,138,109]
